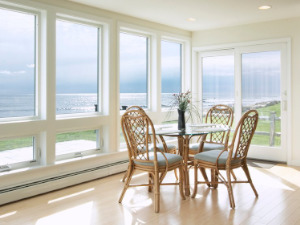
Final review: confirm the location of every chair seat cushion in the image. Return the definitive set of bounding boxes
[149,143,177,152]
[189,143,224,153]
[194,150,241,165]
[134,152,182,167]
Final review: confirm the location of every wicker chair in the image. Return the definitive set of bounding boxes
[189,104,234,156]
[119,108,185,213]
[191,110,259,208]
[122,106,178,182]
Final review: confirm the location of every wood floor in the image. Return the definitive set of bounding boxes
[1,162,300,225]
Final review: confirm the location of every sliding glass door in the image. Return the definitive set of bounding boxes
[202,53,235,117]
[199,43,288,162]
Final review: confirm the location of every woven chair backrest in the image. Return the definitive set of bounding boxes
[205,104,234,144]
[121,109,156,161]
[230,110,259,160]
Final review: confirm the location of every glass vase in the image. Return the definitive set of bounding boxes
[177,109,186,131]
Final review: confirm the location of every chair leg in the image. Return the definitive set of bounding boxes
[211,169,219,189]
[179,165,186,200]
[191,163,198,198]
[121,165,130,182]
[242,163,258,197]
[122,171,127,182]
[119,165,134,203]
[200,167,210,187]
[154,170,160,213]
[174,168,179,181]
[231,170,237,181]
[148,173,153,192]
[226,169,235,209]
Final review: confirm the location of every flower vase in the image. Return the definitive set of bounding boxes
[177,109,186,131]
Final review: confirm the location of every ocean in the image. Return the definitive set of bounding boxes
[0,93,278,118]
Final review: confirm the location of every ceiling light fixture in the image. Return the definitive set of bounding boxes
[258,5,272,10]
[187,18,196,22]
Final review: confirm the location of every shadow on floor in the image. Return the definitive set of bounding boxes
[247,159,281,169]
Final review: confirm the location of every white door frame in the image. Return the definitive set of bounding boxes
[192,38,292,164]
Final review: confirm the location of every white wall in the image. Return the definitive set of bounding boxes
[192,17,300,165]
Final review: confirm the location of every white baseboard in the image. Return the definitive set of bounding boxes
[0,161,128,205]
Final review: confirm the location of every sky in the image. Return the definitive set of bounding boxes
[119,33,182,93]
[0,8,35,95]
[0,7,281,99]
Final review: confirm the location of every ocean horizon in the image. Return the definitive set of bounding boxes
[0,93,279,118]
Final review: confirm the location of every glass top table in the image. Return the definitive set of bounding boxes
[154,124,230,196]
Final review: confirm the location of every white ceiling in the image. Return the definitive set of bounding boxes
[69,0,300,31]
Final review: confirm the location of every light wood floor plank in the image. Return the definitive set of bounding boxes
[0,163,300,225]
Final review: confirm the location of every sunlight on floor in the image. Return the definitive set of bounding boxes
[48,188,95,204]
[0,211,17,219]
[248,166,296,191]
[36,202,93,225]
[268,164,300,188]
[193,194,204,199]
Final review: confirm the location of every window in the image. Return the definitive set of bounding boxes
[0,8,36,119]
[198,42,288,162]
[56,130,100,159]
[56,19,100,115]
[119,32,149,110]
[161,40,182,108]
[242,51,281,147]
[202,55,235,116]
[0,136,35,170]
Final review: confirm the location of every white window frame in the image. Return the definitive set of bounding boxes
[192,38,291,163]
[55,16,104,118]
[0,4,41,122]
[118,28,151,111]
[0,134,39,171]
[0,4,41,171]
[55,128,101,161]
[160,38,183,110]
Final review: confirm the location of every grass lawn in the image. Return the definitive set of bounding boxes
[1,103,281,152]
[0,130,96,152]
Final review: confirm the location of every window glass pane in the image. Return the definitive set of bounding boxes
[0,137,34,165]
[119,32,148,109]
[56,20,99,115]
[202,55,235,116]
[161,40,181,108]
[242,51,281,147]
[0,8,36,118]
[56,130,99,156]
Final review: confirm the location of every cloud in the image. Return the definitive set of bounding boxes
[0,70,11,74]
[0,70,26,75]
[26,64,35,68]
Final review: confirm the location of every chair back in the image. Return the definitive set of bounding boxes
[126,105,145,112]
[121,108,158,162]
[205,104,234,144]
[229,110,259,161]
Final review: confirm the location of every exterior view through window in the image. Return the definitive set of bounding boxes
[0,8,36,170]
[242,51,281,147]
[202,50,282,148]
[119,32,148,110]
[161,40,182,108]
[0,8,36,118]
[56,20,99,115]
[56,130,99,159]
[202,55,235,116]
[0,137,34,168]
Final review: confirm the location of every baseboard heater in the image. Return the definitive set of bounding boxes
[0,160,128,195]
